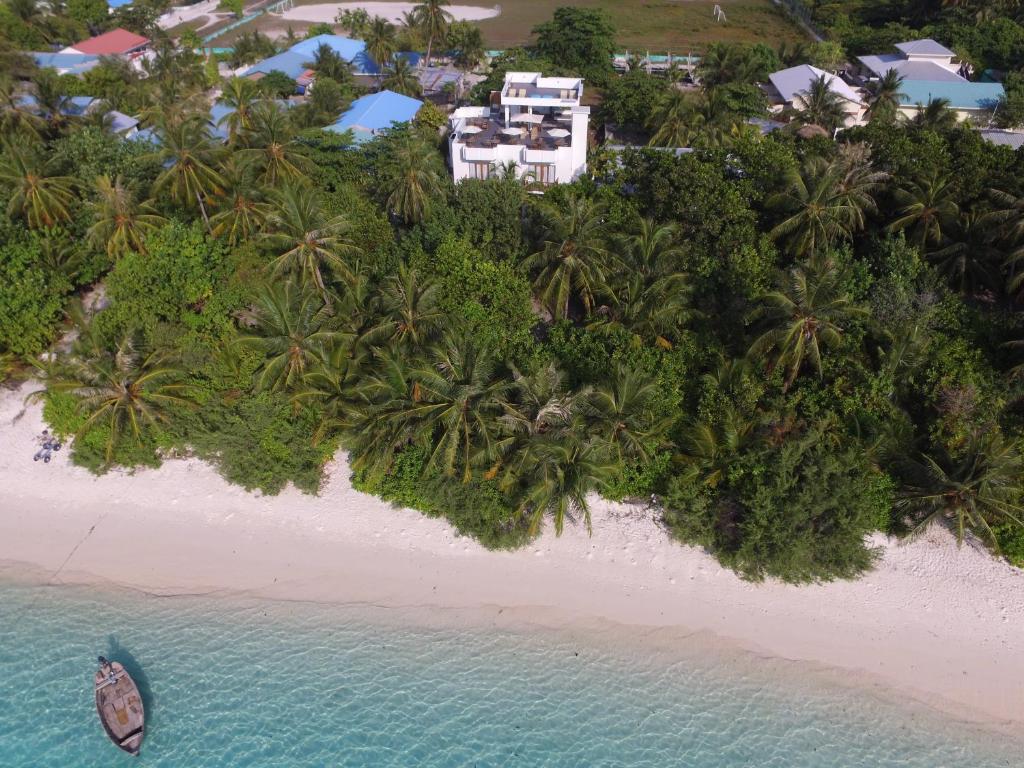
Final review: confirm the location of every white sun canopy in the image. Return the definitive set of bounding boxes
[509,113,545,124]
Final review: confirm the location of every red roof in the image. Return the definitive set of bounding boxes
[71,28,150,56]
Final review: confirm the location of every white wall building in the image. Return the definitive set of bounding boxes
[448,72,590,186]
[767,64,867,128]
[858,39,964,82]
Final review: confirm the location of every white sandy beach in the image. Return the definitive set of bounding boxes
[1,380,1023,731]
[279,2,500,25]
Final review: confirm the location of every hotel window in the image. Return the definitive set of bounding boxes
[527,163,555,185]
[468,162,491,180]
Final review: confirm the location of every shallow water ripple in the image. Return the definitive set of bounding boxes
[0,583,1016,767]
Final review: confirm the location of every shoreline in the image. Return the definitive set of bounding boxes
[2,382,1023,733]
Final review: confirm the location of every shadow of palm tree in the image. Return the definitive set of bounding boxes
[106,635,154,714]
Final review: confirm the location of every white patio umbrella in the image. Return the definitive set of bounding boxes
[501,127,523,136]
[510,113,544,124]
[546,128,570,138]
[460,125,482,134]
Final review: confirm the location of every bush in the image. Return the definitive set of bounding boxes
[354,445,532,549]
[179,392,332,494]
[0,225,70,356]
[100,222,244,340]
[416,235,537,363]
[664,429,894,583]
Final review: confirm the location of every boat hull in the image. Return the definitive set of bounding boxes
[95,661,145,756]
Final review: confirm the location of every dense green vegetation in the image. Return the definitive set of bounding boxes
[2,3,1024,583]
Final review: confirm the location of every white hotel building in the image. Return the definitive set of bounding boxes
[448,72,590,186]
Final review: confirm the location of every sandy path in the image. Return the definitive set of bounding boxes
[279,2,500,25]
[1,381,1022,730]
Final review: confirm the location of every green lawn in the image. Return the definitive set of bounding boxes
[219,0,807,51]
[475,0,808,52]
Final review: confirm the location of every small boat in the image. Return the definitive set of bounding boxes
[94,656,145,756]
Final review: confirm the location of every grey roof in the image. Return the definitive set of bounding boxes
[858,56,965,82]
[768,65,863,106]
[980,131,1024,150]
[895,39,955,58]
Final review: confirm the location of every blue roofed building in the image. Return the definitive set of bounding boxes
[897,80,1004,120]
[243,51,311,83]
[243,35,370,91]
[326,90,423,144]
[106,110,140,137]
[287,34,366,63]
[107,0,133,7]
[32,52,99,76]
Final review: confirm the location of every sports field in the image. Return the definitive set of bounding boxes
[216,0,806,51]
[475,0,806,52]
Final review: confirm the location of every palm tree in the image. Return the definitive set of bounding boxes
[307,43,354,84]
[749,256,869,391]
[768,152,886,257]
[382,57,423,97]
[500,363,582,441]
[677,405,758,488]
[647,89,693,147]
[865,70,905,123]
[405,335,512,482]
[238,282,349,393]
[898,432,1024,548]
[42,333,192,464]
[516,435,616,536]
[586,365,668,463]
[618,218,683,278]
[209,155,272,246]
[0,77,43,140]
[523,195,612,320]
[362,264,443,348]
[291,341,368,440]
[599,218,694,345]
[239,101,311,187]
[146,114,226,218]
[364,16,398,88]
[344,346,420,478]
[927,210,1001,294]
[696,42,761,88]
[595,270,694,348]
[7,0,49,41]
[887,169,960,252]
[381,133,445,224]
[413,0,453,68]
[87,175,166,257]
[217,77,261,145]
[910,97,958,131]
[796,74,848,133]
[986,187,1024,295]
[262,183,360,297]
[0,142,76,228]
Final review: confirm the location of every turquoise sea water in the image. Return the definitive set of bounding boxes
[0,580,1017,768]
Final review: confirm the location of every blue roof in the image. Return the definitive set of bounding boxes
[106,110,139,133]
[355,51,422,76]
[65,96,98,116]
[326,90,423,141]
[898,80,1005,110]
[129,126,159,145]
[16,93,97,117]
[107,0,133,7]
[32,51,99,75]
[243,51,309,80]
[287,34,365,62]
